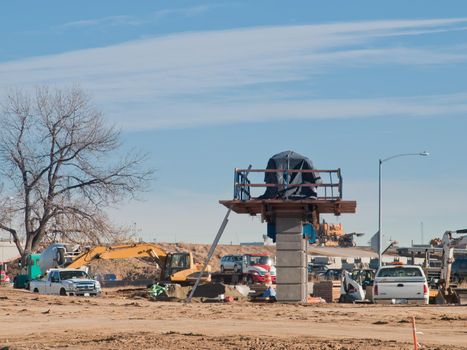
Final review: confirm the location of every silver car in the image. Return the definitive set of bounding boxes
[220,254,243,273]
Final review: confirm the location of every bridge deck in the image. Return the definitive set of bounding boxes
[220,199,356,217]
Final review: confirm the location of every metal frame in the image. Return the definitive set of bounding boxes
[234,168,343,201]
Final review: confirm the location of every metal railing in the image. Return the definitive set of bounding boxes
[233,168,343,201]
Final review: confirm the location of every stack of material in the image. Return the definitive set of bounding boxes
[313,281,341,303]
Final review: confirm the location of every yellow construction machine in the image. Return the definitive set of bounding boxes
[64,243,211,285]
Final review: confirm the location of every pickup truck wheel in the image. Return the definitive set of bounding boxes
[33,288,39,293]
[59,288,67,296]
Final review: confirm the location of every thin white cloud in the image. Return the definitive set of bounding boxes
[62,15,141,29]
[60,5,213,30]
[106,92,467,130]
[151,4,213,20]
[1,18,467,129]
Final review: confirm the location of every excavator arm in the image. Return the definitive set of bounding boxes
[66,243,167,269]
[65,243,210,285]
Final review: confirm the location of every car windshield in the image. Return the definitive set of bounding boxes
[59,270,88,280]
[249,256,272,265]
[377,267,422,278]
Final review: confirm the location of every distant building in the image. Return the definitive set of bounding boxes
[240,235,275,246]
[0,240,19,262]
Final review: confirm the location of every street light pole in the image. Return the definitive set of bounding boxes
[378,151,429,268]
[378,159,382,269]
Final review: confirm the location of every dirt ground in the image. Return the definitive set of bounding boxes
[1,287,466,350]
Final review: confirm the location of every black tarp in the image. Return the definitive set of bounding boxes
[259,150,321,199]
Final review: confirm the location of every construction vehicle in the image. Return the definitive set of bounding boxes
[402,229,467,304]
[317,220,364,247]
[339,270,365,303]
[36,243,211,286]
[13,253,41,289]
[434,229,467,304]
[318,221,343,246]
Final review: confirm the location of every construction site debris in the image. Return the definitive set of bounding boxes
[148,283,168,298]
[307,296,326,304]
[147,282,251,301]
[313,281,341,303]
[191,283,250,299]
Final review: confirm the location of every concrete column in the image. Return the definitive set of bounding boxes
[275,217,307,303]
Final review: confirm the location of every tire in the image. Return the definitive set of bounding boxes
[59,288,67,296]
[247,276,254,285]
[220,265,225,273]
[33,288,39,293]
[57,248,65,266]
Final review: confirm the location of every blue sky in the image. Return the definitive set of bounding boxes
[1,1,467,245]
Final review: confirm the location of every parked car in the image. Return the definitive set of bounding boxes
[96,273,118,283]
[220,254,243,273]
[220,254,276,284]
[307,263,328,275]
[373,265,428,304]
[29,268,101,296]
[321,268,343,281]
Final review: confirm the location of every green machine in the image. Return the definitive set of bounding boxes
[13,253,41,289]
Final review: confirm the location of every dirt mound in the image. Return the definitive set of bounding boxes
[88,257,158,281]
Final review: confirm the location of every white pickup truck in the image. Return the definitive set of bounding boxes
[373,265,429,304]
[30,268,101,296]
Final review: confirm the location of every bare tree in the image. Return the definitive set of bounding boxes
[0,86,152,260]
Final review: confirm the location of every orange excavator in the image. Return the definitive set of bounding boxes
[40,243,211,285]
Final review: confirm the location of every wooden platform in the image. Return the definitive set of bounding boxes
[220,199,356,219]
